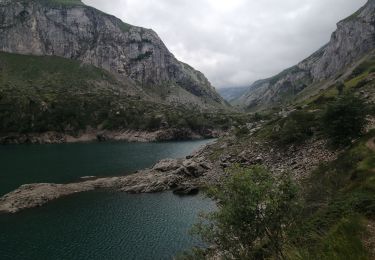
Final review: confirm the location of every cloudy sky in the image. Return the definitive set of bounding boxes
[84,0,366,89]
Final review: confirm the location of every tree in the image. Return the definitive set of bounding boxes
[336,82,345,95]
[321,94,367,147]
[273,111,316,145]
[192,166,300,259]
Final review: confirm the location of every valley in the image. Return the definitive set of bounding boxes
[0,0,375,259]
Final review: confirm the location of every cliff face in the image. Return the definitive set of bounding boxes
[235,0,375,110]
[0,0,225,108]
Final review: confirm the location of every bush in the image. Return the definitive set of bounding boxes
[321,94,367,147]
[274,111,316,144]
[353,79,369,89]
[191,166,300,259]
[145,116,162,130]
[234,126,249,137]
[350,67,366,79]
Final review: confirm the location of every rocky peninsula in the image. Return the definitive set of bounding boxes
[0,143,220,214]
[0,130,338,214]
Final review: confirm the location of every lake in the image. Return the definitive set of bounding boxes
[0,140,215,259]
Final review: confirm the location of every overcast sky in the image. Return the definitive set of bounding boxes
[84,0,366,89]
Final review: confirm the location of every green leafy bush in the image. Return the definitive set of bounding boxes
[234,126,249,137]
[273,111,316,144]
[354,79,370,89]
[321,94,367,146]
[191,166,300,259]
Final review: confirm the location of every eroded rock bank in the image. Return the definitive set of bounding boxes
[0,128,221,144]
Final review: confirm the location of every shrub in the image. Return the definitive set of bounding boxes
[353,79,369,89]
[191,166,300,259]
[321,94,367,147]
[274,111,316,144]
[145,116,162,130]
[336,82,345,95]
[350,66,366,78]
[234,126,249,137]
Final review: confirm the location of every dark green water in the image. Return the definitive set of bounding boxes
[0,140,215,259]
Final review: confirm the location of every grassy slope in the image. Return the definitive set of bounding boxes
[264,62,375,257]
[290,55,375,111]
[287,133,375,259]
[203,57,375,258]
[0,52,245,135]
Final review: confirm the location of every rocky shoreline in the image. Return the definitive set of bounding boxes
[0,133,339,214]
[0,128,221,145]
[0,144,222,214]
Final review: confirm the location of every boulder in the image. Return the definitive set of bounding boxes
[173,185,199,196]
[153,159,180,172]
[182,160,206,177]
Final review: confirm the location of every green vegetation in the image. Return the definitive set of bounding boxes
[0,52,250,136]
[321,94,367,146]
[234,126,250,138]
[287,133,375,259]
[184,132,375,259]
[346,56,375,88]
[186,166,300,259]
[271,110,316,144]
[131,51,153,62]
[182,63,375,257]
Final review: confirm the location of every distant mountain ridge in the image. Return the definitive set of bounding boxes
[0,0,226,108]
[234,0,375,111]
[217,87,248,102]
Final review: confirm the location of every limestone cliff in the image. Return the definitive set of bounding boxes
[0,0,225,108]
[235,0,375,111]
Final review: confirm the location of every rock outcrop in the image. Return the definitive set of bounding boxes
[0,0,225,108]
[0,151,216,213]
[234,0,375,110]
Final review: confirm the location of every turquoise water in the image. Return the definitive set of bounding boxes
[0,140,215,259]
[0,140,212,196]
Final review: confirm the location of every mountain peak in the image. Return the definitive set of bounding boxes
[234,0,375,111]
[0,0,226,108]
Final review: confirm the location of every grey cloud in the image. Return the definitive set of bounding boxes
[84,0,367,88]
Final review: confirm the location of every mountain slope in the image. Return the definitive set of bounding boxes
[234,0,375,111]
[0,0,225,108]
[0,51,244,143]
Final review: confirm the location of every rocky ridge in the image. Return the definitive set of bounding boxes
[234,0,375,110]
